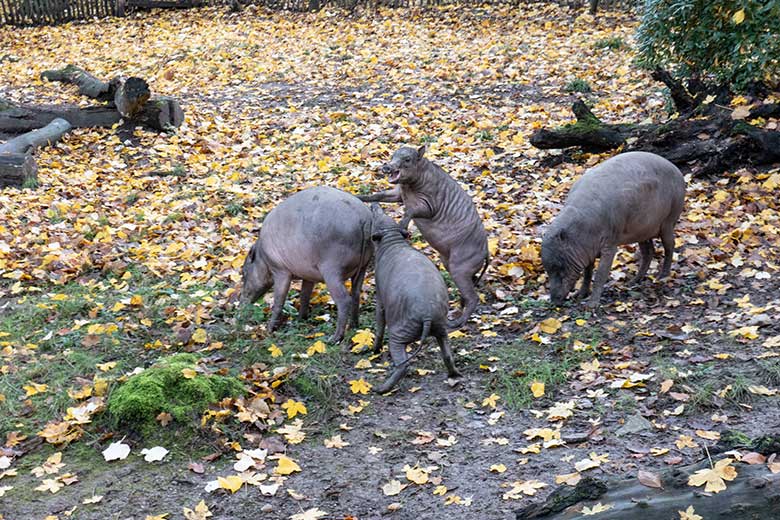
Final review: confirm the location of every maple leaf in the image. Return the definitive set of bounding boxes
[82,495,104,504]
[349,379,372,394]
[539,318,562,334]
[306,340,326,356]
[274,455,301,475]
[35,478,64,494]
[482,393,500,408]
[323,435,349,449]
[102,441,131,462]
[404,464,429,485]
[182,500,212,520]
[530,381,545,398]
[676,435,698,449]
[268,344,283,358]
[679,505,703,520]
[351,329,374,352]
[23,382,48,397]
[191,328,208,343]
[382,479,407,496]
[582,502,613,515]
[141,446,169,462]
[281,399,307,419]
[688,458,737,493]
[217,475,244,493]
[181,368,197,379]
[290,508,327,520]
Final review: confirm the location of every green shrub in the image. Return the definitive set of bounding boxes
[108,353,244,432]
[637,0,780,90]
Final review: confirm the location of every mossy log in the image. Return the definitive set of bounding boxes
[530,97,780,176]
[40,65,116,101]
[516,433,780,520]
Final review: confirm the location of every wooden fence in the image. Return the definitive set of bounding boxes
[0,0,637,26]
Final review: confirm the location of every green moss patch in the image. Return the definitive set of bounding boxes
[108,353,244,432]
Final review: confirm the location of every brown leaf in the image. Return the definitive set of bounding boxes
[638,470,663,489]
[156,412,172,427]
[741,452,766,465]
[188,462,205,474]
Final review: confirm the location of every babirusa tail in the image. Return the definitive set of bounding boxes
[474,252,489,285]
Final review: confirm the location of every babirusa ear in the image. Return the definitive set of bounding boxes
[248,244,257,263]
[417,144,427,159]
[557,229,567,241]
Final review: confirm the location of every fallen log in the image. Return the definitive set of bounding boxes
[530,97,780,176]
[516,460,780,519]
[0,96,182,134]
[0,118,70,188]
[40,65,116,101]
[0,118,71,154]
[516,433,780,520]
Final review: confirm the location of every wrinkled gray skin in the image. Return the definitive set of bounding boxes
[369,204,461,393]
[359,145,489,328]
[240,187,373,343]
[542,151,686,308]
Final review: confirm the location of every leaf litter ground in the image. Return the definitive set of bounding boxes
[1,4,779,520]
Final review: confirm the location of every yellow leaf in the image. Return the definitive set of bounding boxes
[489,463,506,473]
[281,399,307,418]
[732,9,745,24]
[217,475,244,493]
[688,458,737,493]
[268,344,283,358]
[539,318,562,334]
[349,379,372,395]
[354,358,371,369]
[582,502,613,515]
[695,429,721,441]
[404,464,429,485]
[530,381,545,398]
[183,500,213,520]
[433,485,447,495]
[306,340,326,356]
[679,506,703,520]
[323,434,349,449]
[96,361,117,372]
[130,295,144,306]
[181,368,197,379]
[351,329,375,352]
[192,328,208,344]
[274,456,301,475]
[145,515,169,520]
[24,382,48,397]
[482,393,500,408]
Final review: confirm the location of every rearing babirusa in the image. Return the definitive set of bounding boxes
[358,145,489,329]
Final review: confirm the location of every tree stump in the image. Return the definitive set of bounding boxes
[0,153,37,189]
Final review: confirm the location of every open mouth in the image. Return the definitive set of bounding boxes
[387,170,401,183]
